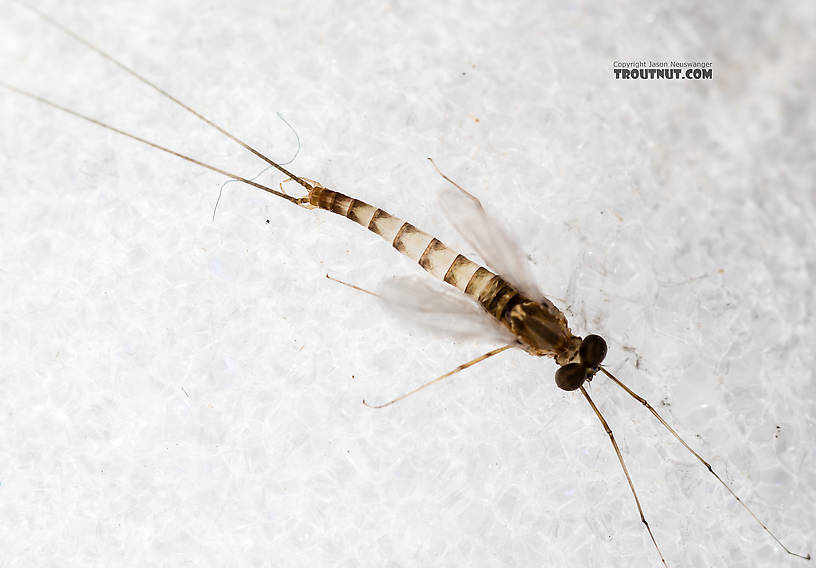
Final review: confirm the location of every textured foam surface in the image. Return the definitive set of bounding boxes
[0,1,814,567]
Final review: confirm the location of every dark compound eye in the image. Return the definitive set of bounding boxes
[555,363,588,391]
[579,335,607,368]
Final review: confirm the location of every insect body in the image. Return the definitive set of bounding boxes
[1,5,809,567]
[304,182,601,381]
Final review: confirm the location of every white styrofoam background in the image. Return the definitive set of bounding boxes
[1,1,814,567]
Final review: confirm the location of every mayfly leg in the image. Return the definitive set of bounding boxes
[580,385,668,567]
[324,274,516,407]
[325,274,378,297]
[599,366,812,561]
[363,344,515,408]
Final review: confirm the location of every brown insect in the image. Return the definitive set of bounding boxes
[1,4,810,566]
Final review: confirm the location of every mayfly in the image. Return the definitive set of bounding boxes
[1,5,809,566]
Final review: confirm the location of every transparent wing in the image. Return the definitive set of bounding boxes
[377,275,517,345]
[435,172,544,302]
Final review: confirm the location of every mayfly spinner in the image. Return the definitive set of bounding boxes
[1,5,809,566]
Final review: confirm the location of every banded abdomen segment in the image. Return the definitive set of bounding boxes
[309,187,524,322]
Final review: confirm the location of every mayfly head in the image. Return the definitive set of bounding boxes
[554,334,608,391]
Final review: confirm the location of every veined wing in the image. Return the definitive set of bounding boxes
[377,275,517,345]
[432,161,544,302]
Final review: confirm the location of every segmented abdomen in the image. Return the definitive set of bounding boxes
[310,187,523,322]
